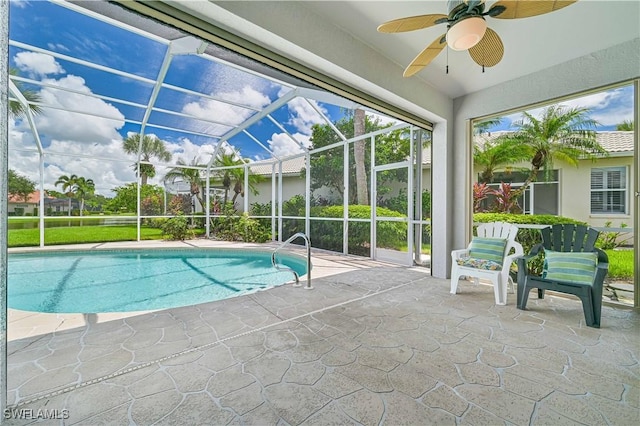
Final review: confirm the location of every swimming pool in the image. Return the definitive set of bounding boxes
[8,249,308,313]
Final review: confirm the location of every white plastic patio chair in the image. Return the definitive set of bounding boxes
[450,222,523,305]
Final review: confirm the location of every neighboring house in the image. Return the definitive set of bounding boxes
[8,190,42,216]
[472,131,635,232]
[7,191,78,216]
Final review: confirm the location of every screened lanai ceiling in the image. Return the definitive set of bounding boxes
[8,0,403,195]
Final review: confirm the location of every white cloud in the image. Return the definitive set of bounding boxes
[367,111,399,127]
[286,98,326,134]
[268,132,310,158]
[46,43,70,53]
[182,85,270,127]
[35,75,125,144]
[14,51,65,77]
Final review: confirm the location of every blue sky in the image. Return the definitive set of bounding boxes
[8,0,358,195]
[484,84,635,132]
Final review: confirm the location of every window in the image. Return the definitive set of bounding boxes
[479,170,559,215]
[591,167,627,214]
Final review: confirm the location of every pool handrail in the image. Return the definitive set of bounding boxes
[271,232,312,289]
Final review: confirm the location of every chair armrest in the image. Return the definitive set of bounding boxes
[451,249,470,260]
[527,243,544,256]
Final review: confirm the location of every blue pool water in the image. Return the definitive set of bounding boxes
[8,249,308,313]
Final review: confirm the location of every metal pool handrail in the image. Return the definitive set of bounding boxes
[271,232,312,289]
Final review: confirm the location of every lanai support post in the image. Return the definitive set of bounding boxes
[1,0,10,417]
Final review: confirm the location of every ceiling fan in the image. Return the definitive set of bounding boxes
[378,0,577,77]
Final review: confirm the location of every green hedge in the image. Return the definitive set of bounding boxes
[309,205,407,255]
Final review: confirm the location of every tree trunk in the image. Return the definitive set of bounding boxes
[141,173,148,186]
[511,166,540,200]
[354,108,368,205]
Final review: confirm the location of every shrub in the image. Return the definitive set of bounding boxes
[380,188,432,218]
[597,221,632,250]
[309,205,406,255]
[216,212,270,243]
[161,216,194,240]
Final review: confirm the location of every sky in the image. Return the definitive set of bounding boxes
[482,85,635,133]
[7,1,636,197]
[8,0,377,196]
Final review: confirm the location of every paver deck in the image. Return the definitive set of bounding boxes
[4,241,639,425]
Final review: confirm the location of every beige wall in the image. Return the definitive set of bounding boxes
[564,156,635,229]
[470,155,635,230]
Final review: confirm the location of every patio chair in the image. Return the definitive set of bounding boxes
[516,224,609,328]
[451,222,523,305]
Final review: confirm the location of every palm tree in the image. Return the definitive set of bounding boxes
[212,153,264,208]
[616,120,634,131]
[74,176,95,215]
[122,133,172,186]
[163,157,206,213]
[473,137,530,183]
[505,105,607,199]
[353,108,368,205]
[55,174,79,216]
[9,68,42,118]
[473,117,503,135]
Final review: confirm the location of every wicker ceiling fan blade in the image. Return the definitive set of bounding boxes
[468,28,504,67]
[403,35,446,77]
[377,14,448,33]
[490,0,577,19]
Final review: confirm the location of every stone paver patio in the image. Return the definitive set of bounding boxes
[5,241,639,425]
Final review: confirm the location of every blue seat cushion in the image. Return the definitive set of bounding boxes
[543,250,597,285]
[469,237,507,263]
[456,256,503,271]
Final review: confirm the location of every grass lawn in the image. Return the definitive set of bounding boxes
[8,225,166,247]
[605,249,634,279]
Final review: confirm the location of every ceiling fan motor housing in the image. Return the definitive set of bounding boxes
[447,0,486,21]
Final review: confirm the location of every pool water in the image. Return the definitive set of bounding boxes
[8,249,308,313]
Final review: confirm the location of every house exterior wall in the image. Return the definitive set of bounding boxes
[7,202,37,216]
[565,156,635,230]
[471,154,635,231]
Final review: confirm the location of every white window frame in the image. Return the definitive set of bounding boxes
[590,166,628,215]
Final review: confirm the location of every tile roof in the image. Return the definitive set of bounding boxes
[476,130,632,151]
[8,190,44,204]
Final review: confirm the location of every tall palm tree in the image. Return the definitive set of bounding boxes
[55,174,79,216]
[74,176,95,215]
[212,153,264,207]
[506,105,607,199]
[163,157,206,213]
[122,133,172,186]
[473,137,530,183]
[473,117,503,136]
[353,108,368,205]
[9,68,42,118]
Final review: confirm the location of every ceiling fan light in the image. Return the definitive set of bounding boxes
[446,17,487,51]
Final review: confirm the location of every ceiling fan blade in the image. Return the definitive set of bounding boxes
[468,28,504,67]
[489,0,577,19]
[403,35,446,77]
[378,14,448,33]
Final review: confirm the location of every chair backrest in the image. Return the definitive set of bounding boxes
[541,224,599,253]
[476,222,520,256]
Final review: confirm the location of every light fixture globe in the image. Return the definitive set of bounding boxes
[446,17,487,51]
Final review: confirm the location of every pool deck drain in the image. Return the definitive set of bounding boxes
[6,240,640,425]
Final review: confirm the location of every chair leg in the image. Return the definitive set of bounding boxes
[538,288,545,299]
[492,275,505,305]
[580,292,598,328]
[518,281,531,310]
[450,267,461,295]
